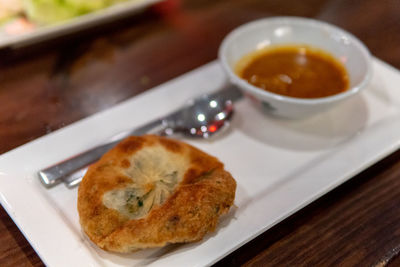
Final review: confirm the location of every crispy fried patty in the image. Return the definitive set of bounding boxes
[78,135,236,252]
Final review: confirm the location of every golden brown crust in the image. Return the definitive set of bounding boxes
[77,135,236,252]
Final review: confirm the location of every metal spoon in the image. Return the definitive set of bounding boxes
[38,86,243,188]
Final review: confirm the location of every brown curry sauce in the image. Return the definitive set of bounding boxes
[235,45,349,98]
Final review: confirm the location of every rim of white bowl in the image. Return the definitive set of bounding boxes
[218,16,373,105]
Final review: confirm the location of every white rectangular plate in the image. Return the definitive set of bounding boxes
[1,58,400,266]
[0,0,162,49]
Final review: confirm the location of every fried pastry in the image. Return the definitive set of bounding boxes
[77,135,236,252]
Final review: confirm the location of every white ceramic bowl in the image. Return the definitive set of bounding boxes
[219,17,372,118]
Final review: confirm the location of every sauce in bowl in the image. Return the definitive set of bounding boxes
[235,45,349,99]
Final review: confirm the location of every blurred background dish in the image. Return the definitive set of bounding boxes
[0,0,162,48]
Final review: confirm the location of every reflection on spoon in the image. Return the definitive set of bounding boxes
[161,88,238,138]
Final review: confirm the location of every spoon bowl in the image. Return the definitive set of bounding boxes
[164,93,235,138]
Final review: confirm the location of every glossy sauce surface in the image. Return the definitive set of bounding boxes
[235,45,349,98]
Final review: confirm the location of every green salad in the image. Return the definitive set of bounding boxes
[24,0,131,24]
[0,0,134,26]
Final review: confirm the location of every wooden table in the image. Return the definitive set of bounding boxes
[1,0,400,266]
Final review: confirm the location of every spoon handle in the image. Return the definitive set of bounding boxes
[38,118,165,188]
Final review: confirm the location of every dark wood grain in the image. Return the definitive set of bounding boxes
[1,0,400,266]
